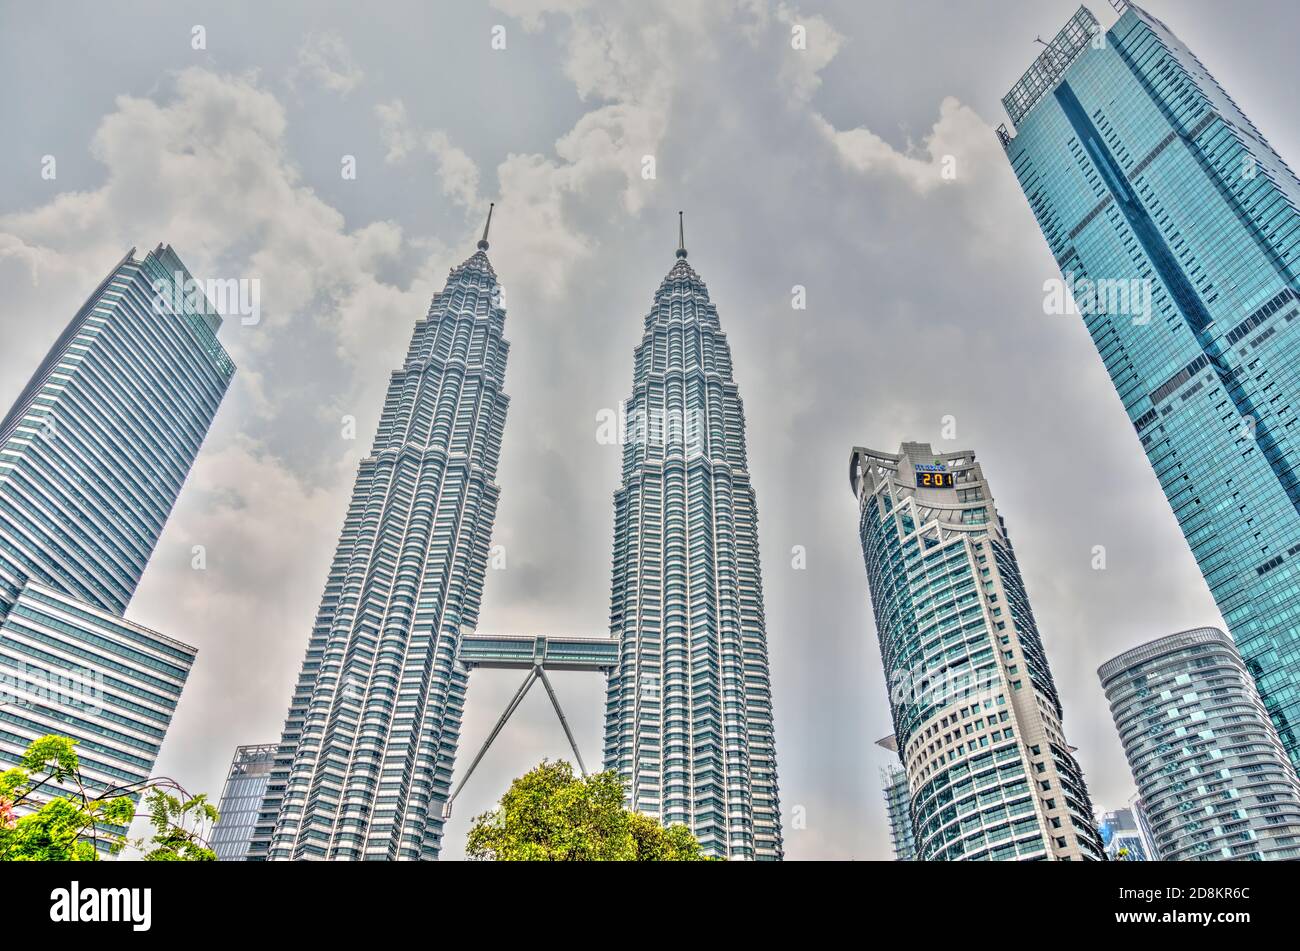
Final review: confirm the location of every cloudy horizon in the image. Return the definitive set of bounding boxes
[3,0,1298,859]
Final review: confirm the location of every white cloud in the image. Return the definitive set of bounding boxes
[815,96,998,194]
[427,131,481,209]
[0,68,449,389]
[467,0,737,298]
[775,3,845,103]
[291,31,364,96]
[375,100,480,208]
[376,98,418,164]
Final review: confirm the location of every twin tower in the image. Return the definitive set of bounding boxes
[247,212,784,861]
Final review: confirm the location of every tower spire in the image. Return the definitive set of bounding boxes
[477,202,494,251]
[676,210,687,259]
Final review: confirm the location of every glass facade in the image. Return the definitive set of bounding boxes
[0,244,225,838]
[0,244,233,620]
[456,631,620,672]
[880,762,917,861]
[1001,3,1300,770]
[1099,628,1300,860]
[211,744,277,861]
[250,236,509,861]
[1098,806,1151,861]
[602,235,782,860]
[0,580,196,847]
[852,442,1103,860]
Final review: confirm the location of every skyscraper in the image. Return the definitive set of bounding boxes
[211,744,276,861]
[0,245,234,619]
[851,442,1103,860]
[1097,807,1151,861]
[602,217,782,860]
[1099,628,1300,860]
[249,213,510,861]
[0,244,231,833]
[1000,2,1300,769]
[0,582,197,848]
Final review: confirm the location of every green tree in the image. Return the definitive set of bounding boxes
[0,734,218,861]
[466,759,713,861]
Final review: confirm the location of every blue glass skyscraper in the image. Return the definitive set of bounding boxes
[1001,3,1300,768]
[602,219,782,860]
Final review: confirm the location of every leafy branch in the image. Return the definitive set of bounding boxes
[0,735,218,861]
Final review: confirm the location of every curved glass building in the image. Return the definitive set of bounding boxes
[1099,627,1300,860]
[602,221,782,860]
[852,442,1102,860]
[251,221,509,860]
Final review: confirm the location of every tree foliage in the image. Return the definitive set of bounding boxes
[466,760,713,861]
[138,788,219,861]
[0,734,217,861]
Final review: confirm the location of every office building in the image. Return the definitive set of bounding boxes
[881,761,917,861]
[0,244,229,840]
[1001,1,1300,767]
[602,218,782,860]
[211,744,276,861]
[250,214,510,860]
[1098,806,1150,860]
[851,442,1103,860]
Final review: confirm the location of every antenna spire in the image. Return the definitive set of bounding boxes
[676,210,687,259]
[477,202,494,251]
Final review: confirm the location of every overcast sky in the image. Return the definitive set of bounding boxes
[3,0,1298,860]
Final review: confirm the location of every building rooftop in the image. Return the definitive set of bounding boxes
[1098,626,1234,684]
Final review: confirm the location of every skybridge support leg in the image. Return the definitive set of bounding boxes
[441,662,595,820]
[537,666,587,777]
[442,666,537,819]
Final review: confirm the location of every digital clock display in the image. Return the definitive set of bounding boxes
[914,466,954,489]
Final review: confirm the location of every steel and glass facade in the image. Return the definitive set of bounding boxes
[1098,807,1150,861]
[602,236,782,860]
[852,442,1103,860]
[211,743,277,861]
[0,244,227,820]
[1099,627,1300,860]
[0,244,233,621]
[1001,3,1300,769]
[250,237,509,861]
[881,763,917,861]
[0,580,196,845]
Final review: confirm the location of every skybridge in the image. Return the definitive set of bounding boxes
[443,628,619,819]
